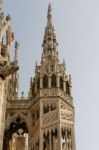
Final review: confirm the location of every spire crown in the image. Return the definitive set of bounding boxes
[47,3,52,25]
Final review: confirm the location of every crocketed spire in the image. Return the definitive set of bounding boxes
[42,3,59,63]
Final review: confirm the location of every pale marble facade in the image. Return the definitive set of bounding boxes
[0,3,76,150]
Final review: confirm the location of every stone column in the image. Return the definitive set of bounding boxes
[57,76,60,88]
[58,101,62,150]
[0,80,6,150]
[40,77,43,88]
[65,127,68,150]
[39,130,43,150]
[49,131,51,150]
[24,133,28,150]
[53,136,55,150]
[48,76,51,88]
[57,125,62,150]
[71,126,76,150]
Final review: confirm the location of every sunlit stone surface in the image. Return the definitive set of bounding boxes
[0,2,76,150]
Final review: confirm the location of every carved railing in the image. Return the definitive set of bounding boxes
[42,109,59,127]
[40,88,72,104]
[32,88,72,105]
[61,110,73,125]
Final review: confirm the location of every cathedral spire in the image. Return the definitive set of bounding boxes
[42,4,59,64]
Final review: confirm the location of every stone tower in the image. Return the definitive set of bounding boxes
[28,4,76,150]
[1,3,76,150]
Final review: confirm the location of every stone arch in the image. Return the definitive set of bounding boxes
[60,76,63,90]
[50,103,56,111]
[9,112,27,126]
[43,104,49,114]
[43,74,48,88]
[51,74,56,88]
[3,116,28,150]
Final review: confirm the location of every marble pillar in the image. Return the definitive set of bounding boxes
[0,80,6,150]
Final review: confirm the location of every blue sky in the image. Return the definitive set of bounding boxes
[3,0,99,149]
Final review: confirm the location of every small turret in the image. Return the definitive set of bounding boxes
[13,41,19,99]
[8,41,19,100]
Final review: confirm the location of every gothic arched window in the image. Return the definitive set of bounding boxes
[50,104,56,111]
[43,75,48,88]
[66,81,70,95]
[43,104,49,114]
[51,74,56,88]
[60,76,63,90]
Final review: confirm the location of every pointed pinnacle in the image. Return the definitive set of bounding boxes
[48,3,52,13]
[15,41,19,49]
[14,41,19,61]
[47,3,52,25]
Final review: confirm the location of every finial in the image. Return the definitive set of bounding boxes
[48,3,52,13]
[63,59,66,72]
[69,74,72,85]
[14,41,19,62]
[15,41,19,49]
[47,3,52,25]
[21,91,24,99]
[35,61,37,66]
[6,14,11,21]
[30,77,33,86]
[63,59,65,65]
